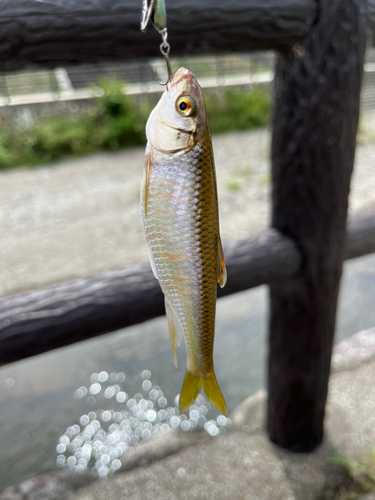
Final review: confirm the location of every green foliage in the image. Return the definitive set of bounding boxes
[0,79,146,169]
[205,86,271,134]
[0,81,270,170]
[226,179,243,191]
[330,451,375,499]
[357,114,375,144]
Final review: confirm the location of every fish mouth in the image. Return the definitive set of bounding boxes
[168,67,199,93]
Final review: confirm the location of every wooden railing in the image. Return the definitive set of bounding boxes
[1,209,374,366]
[0,0,374,453]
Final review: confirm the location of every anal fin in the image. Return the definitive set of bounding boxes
[165,298,182,367]
[217,239,227,288]
[147,245,159,281]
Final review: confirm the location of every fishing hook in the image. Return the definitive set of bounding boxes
[154,29,173,87]
[141,0,173,88]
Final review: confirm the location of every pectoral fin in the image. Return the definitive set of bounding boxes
[142,152,152,218]
[217,239,227,288]
[165,298,182,367]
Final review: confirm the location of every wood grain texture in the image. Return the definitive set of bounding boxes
[0,229,301,365]
[267,0,368,452]
[0,0,318,70]
[0,209,374,366]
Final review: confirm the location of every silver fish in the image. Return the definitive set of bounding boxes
[141,68,227,415]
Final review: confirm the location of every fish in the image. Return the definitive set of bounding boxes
[141,67,227,415]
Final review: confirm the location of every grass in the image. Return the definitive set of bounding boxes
[205,87,270,134]
[236,161,253,176]
[0,79,271,170]
[357,114,375,144]
[0,79,145,169]
[226,179,243,191]
[260,173,270,186]
[330,451,375,499]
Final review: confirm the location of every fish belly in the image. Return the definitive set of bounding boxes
[143,142,219,376]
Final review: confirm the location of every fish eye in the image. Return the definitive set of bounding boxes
[176,96,196,117]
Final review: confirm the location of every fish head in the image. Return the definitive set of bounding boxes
[146,68,208,154]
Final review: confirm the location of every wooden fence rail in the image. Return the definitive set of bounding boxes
[0,0,316,70]
[0,0,374,71]
[1,209,374,367]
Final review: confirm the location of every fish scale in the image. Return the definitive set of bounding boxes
[141,68,227,415]
[146,140,217,371]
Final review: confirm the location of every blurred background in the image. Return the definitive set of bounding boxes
[0,47,375,492]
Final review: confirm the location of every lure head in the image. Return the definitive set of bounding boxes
[146,68,208,154]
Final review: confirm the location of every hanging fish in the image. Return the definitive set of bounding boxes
[141,68,227,415]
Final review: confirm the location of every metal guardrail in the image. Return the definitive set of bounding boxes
[0,53,275,104]
[362,65,375,110]
[1,52,375,112]
[0,71,274,108]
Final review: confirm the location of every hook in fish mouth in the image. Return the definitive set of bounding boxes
[152,29,173,88]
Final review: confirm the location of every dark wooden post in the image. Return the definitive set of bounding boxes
[267,0,368,452]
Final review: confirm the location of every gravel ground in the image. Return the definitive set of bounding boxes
[0,114,375,298]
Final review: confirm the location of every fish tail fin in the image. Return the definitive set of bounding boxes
[179,370,203,414]
[179,370,227,416]
[202,372,227,416]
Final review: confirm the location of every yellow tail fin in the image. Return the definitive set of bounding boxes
[179,370,227,416]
